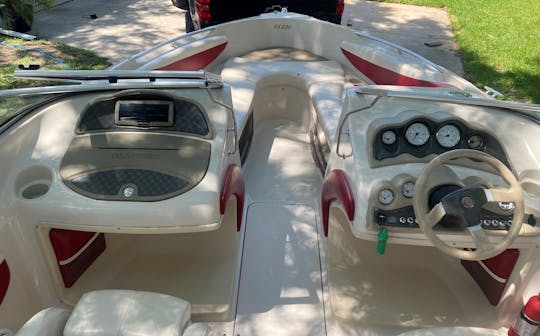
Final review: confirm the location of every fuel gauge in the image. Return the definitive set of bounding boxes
[381,130,397,145]
[467,135,484,149]
[402,181,415,198]
[378,189,395,205]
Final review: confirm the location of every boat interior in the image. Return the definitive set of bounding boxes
[0,12,539,336]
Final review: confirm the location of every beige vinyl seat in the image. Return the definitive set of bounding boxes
[16,290,210,336]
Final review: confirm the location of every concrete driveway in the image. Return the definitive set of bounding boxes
[30,0,463,74]
[343,0,463,75]
[31,0,186,63]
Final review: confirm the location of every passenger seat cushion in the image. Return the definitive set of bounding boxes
[15,307,71,336]
[64,290,191,336]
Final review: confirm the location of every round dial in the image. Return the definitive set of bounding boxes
[405,122,430,146]
[402,181,415,198]
[381,130,397,145]
[467,135,484,149]
[436,124,461,148]
[378,189,394,205]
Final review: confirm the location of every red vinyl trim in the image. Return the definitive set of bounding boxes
[461,249,519,305]
[481,248,519,279]
[220,164,245,232]
[157,42,228,71]
[59,234,106,288]
[49,229,97,262]
[0,260,9,305]
[321,169,355,237]
[341,48,445,87]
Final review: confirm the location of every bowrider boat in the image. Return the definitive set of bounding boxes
[1,10,539,336]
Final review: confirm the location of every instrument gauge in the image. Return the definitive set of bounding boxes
[436,124,461,148]
[405,122,430,146]
[381,130,397,145]
[402,182,415,198]
[467,135,484,149]
[378,189,395,205]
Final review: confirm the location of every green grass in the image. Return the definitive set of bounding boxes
[374,0,540,103]
[1,37,110,90]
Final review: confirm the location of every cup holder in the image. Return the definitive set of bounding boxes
[519,170,540,198]
[15,166,53,200]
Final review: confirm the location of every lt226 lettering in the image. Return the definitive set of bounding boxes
[274,24,291,30]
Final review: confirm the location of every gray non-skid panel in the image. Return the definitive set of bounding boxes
[234,204,325,336]
[71,169,188,197]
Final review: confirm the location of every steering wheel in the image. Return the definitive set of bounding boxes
[413,149,524,261]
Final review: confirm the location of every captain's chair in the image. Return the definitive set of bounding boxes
[16,290,210,336]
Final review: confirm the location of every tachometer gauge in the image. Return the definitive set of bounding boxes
[405,122,430,146]
[378,189,394,205]
[436,124,461,148]
[381,130,397,145]
[402,181,415,198]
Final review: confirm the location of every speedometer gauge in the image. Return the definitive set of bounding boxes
[405,122,430,146]
[436,124,461,148]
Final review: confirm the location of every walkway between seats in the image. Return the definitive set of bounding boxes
[234,120,325,335]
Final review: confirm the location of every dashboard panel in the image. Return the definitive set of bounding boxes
[337,89,540,245]
[372,117,510,168]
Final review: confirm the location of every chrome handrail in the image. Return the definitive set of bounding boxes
[335,96,381,159]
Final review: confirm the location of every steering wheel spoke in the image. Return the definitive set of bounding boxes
[413,149,524,261]
[425,203,446,228]
[467,224,491,247]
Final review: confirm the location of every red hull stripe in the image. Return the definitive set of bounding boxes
[341,48,445,88]
[0,260,9,305]
[158,42,228,71]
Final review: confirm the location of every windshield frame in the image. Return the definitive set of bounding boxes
[0,79,223,134]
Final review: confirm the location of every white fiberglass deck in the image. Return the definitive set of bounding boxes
[235,119,325,335]
[234,119,501,336]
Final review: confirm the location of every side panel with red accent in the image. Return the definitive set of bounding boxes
[0,259,9,306]
[341,48,445,88]
[321,169,355,236]
[49,229,106,288]
[461,249,520,305]
[220,164,245,232]
[157,42,228,71]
